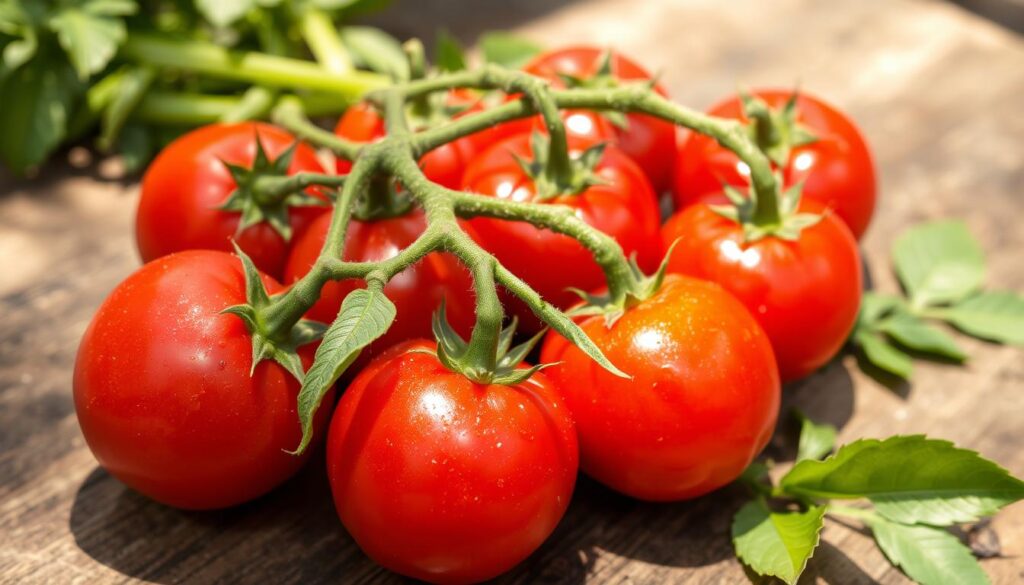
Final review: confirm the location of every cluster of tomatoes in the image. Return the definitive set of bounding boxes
[73,46,874,583]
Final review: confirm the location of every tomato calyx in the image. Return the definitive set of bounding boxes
[556,50,654,129]
[426,303,552,385]
[221,244,326,382]
[739,91,818,167]
[568,242,678,328]
[218,134,328,242]
[710,177,823,242]
[515,131,608,200]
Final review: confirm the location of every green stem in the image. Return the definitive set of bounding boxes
[220,87,278,123]
[272,96,363,160]
[252,172,346,204]
[121,34,386,97]
[298,8,353,74]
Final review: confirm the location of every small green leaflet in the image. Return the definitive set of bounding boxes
[479,31,542,68]
[877,312,966,361]
[434,29,466,72]
[732,500,825,585]
[98,65,154,151]
[853,329,914,379]
[291,286,396,454]
[780,436,1024,526]
[48,0,137,80]
[867,514,990,585]
[893,220,985,308]
[936,291,1024,345]
[340,26,409,82]
[795,411,837,462]
[195,0,253,28]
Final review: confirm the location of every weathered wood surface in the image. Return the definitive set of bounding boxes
[2,0,1023,583]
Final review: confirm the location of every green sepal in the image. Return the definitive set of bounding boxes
[740,89,819,167]
[217,133,324,242]
[710,178,822,242]
[220,244,326,382]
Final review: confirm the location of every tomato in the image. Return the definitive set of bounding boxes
[73,250,332,510]
[136,123,329,279]
[662,200,862,381]
[523,46,677,192]
[327,341,578,584]
[461,132,662,331]
[335,90,491,190]
[673,89,876,239]
[540,274,780,501]
[283,210,476,360]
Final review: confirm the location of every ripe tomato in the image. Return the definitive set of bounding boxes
[540,274,780,501]
[335,90,491,190]
[136,123,328,279]
[283,210,476,359]
[461,132,662,331]
[673,89,876,239]
[327,341,578,584]
[523,46,676,191]
[662,201,862,381]
[73,250,333,510]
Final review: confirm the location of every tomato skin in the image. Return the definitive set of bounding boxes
[461,132,662,330]
[540,274,779,501]
[283,210,476,359]
[327,341,578,584]
[662,201,862,381]
[136,123,328,278]
[73,250,333,510]
[673,89,876,239]
[523,46,676,191]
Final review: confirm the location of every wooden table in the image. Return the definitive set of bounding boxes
[2,0,1022,582]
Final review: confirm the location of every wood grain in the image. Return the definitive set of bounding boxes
[2,0,1023,583]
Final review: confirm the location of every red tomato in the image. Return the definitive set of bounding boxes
[462,132,662,331]
[73,250,333,510]
[523,46,676,192]
[335,90,490,190]
[327,341,578,584]
[662,201,862,381]
[673,90,876,239]
[540,274,780,501]
[136,123,328,278]
[283,210,476,359]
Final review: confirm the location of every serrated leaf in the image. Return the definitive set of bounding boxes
[868,514,990,585]
[292,287,396,454]
[48,0,136,80]
[893,220,985,308]
[340,26,408,81]
[795,411,837,462]
[732,500,825,585]
[781,436,1024,526]
[195,0,253,27]
[434,29,466,72]
[853,330,914,379]
[479,31,542,68]
[879,313,967,361]
[935,291,1024,345]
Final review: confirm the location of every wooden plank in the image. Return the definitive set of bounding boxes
[1,0,1023,583]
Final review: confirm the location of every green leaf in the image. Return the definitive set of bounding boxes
[879,313,967,361]
[0,43,83,174]
[117,122,153,173]
[48,0,136,80]
[340,26,409,82]
[98,66,154,151]
[795,411,837,462]
[195,0,253,27]
[892,220,985,308]
[857,292,903,328]
[781,436,1024,526]
[868,514,990,585]
[434,29,466,72]
[291,286,396,454]
[732,500,825,585]
[935,291,1024,345]
[853,330,914,379]
[479,31,542,68]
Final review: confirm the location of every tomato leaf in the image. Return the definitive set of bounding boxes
[780,436,1024,526]
[340,26,409,82]
[878,313,967,361]
[892,220,985,308]
[852,330,914,379]
[732,499,825,585]
[291,286,396,454]
[795,411,837,462]
[933,291,1024,345]
[867,514,991,585]
[48,0,136,80]
[434,29,466,72]
[479,31,542,68]
[98,65,154,151]
[195,0,253,28]
[857,291,904,328]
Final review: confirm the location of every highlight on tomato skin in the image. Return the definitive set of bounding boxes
[326,340,579,585]
[540,274,781,502]
[73,250,333,510]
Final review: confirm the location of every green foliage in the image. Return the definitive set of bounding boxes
[732,500,825,584]
[869,515,991,585]
[479,31,542,68]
